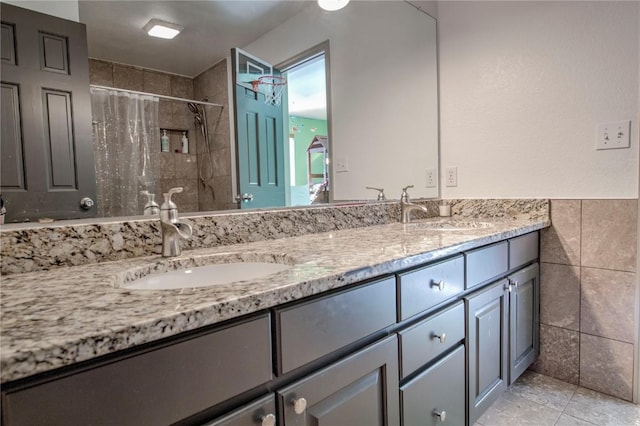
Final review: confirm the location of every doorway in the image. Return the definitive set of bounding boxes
[279,42,331,206]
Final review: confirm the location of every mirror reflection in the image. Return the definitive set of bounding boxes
[0,0,438,223]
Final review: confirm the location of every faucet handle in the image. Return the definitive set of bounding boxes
[401,185,414,202]
[366,186,386,201]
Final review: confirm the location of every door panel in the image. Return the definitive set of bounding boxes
[277,335,399,426]
[466,279,509,425]
[231,48,285,209]
[0,83,25,190]
[0,3,96,222]
[509,263,540,384]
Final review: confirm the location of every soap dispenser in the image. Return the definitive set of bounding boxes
[161,129,170,152]
[140,190,160,216]
[181,132,189,154]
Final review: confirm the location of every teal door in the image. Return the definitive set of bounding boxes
[232,48,285,209]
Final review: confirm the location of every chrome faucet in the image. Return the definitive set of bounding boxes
[400,185,429,224]
[159,187,193,257]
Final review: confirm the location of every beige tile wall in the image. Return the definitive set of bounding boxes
[531,199,638,401]
[194,60,235,211]
[89,59,201,212]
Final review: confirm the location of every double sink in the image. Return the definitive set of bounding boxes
[121,219,494,291]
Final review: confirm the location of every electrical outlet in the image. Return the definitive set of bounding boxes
[335,156,349,173]
[445,167,457,187]
[425,168,437,188]
[597,121,631,150]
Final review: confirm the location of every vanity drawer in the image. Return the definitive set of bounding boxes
[509,232,539,270]
[466,241,508,289]
[400,344,465,426]
[276,276,396,374]
[2,314,272,426]
[399,301,465,378]
[397,255,464,320]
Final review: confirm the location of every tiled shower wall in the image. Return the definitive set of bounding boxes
[194,60,235,211]
[530,199,638,402]
[88,59,235,213]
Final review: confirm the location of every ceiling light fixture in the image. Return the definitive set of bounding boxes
[143,19,183,40]
[317,0,350,12]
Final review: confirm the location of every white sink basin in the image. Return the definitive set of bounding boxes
[122,262,291,290]
[119,252,294,290]
[408,220,495,231]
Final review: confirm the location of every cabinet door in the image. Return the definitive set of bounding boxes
[465,279,509,425]
[205,394,276,426]
[277,335,399,426]
[508,263,540,385]
[400,344,465,426]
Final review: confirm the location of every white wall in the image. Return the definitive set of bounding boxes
[245,1,439,201]
[438,1,639,199]
[3,0,79,22]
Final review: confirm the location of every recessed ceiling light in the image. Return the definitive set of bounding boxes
[317,0,350,12]
[143,19,183,39]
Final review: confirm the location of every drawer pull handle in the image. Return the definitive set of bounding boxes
[433,409,447,422]
[261,413,276,426]
[431,280,445,291]
[293,397,307,415]
[432,332,446,343]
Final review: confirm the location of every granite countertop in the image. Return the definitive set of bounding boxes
[0,217,548,384]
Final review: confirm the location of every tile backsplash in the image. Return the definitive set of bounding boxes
[0,199,549,275]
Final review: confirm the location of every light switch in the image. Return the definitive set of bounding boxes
[596,121,631,150]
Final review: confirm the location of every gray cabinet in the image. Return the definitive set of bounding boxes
[2,314,272,426]
[465,256,540,424]
[277,335,400,426]
[400,345,465,426]
[465,279,510,425]
[508,263,540,384]
[275,276,396,374]
[397,255,464,320]
[398,301,465,379]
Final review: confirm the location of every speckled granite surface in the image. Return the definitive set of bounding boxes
[0,202,416,275]
[0,199,547,275]
[1,213,549,383]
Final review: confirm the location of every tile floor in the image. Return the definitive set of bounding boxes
[476,371,640,426]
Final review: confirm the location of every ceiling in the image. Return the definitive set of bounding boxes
[78,0,325,119]
[78,1,313,78]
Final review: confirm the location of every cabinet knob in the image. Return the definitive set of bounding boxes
[433,409,447,422]
[292,397,307,415]
[432,280,445,291]
[433,332,446,344]
[260,413,276,426]
[504,282,512,292]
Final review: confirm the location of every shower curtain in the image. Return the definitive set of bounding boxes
[90,88,159,217]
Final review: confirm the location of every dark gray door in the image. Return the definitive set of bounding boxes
[1,4,96,222]
[277,335,400,426]
[508,263,540,385]
[465,279,509,425]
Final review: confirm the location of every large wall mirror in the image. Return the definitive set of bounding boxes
[1,0,438,223]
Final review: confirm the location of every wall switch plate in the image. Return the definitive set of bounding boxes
[445,167,457,187]
[334,156,349,173]
[425,168,437,187]
[596,121,631,150]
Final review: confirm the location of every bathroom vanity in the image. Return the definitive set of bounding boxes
[0,212,545,426]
